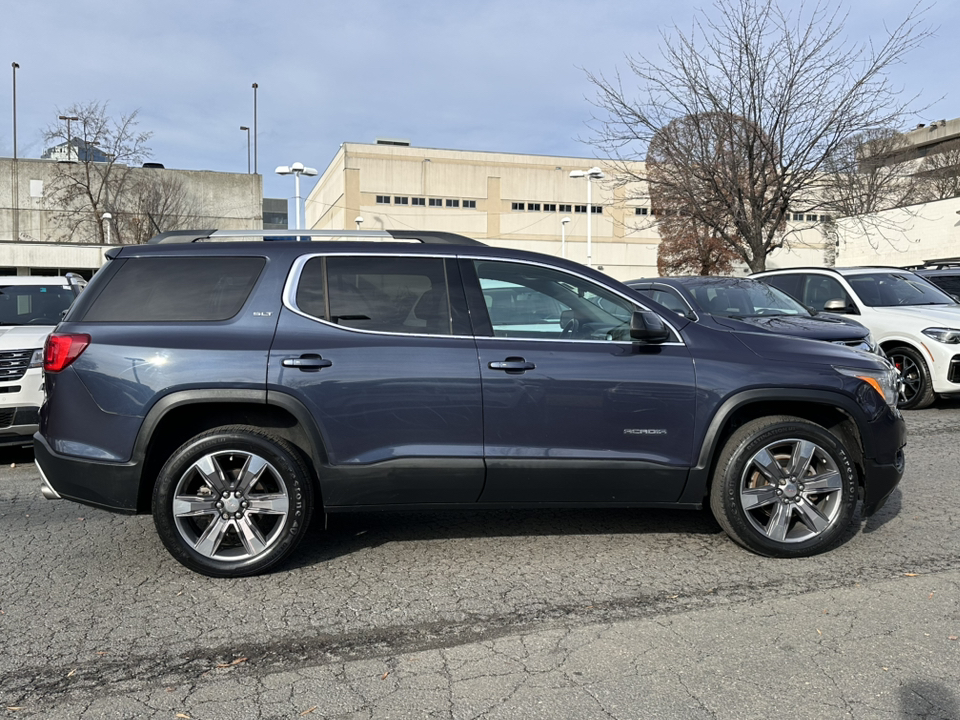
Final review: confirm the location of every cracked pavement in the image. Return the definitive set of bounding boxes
[1,401,959,718]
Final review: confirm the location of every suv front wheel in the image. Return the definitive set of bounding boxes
[709,416,858,557]
[886,346,935,410]
[152,426,314,577]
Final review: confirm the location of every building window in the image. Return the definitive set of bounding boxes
[805,214,817,221]
[376,195,391,204]
[429,198,443,207]
[635,207,648,215]
[411,197,425,206]
[527,202,541,211]
[446,199,460,208]
[463,199,476,209]
[544,203,556,212]
[512,202,525,211]
[394,196,409,205]
[591,206,603,214]
[559,204,572,213]
[819,214,832,222]
[574,205,587,213]
[791,213,804,221]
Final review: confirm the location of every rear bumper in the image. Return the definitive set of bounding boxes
[33,433,141,514]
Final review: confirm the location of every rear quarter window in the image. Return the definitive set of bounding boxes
[79,257,265,322]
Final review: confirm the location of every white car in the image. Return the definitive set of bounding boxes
[753,266,960,409]
[0,275,85,446]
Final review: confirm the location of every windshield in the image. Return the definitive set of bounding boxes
[846,272,956,307]
[683,279,810,318]
[0,284,75,326]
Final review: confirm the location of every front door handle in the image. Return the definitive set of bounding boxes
[488,357,536,373]
[282,354,333,371]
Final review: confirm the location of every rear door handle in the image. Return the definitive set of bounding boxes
[488,357,536,373]
[282,355,333,371]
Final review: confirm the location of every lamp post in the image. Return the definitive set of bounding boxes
[59,115,79,162]
[102,212,113,244]
[12,62,20,242]
[560,217,570,259]
[355,216,364,231]
[275,162,318,229]
[251,83,258,174]
[569,167,603,267]
[240,126,250,173]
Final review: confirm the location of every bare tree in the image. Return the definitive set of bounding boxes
[587,0,931,272]
[43,101,152,243]
[656,221,739,276]
[118,172,202,244]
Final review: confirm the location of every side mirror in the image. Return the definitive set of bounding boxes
[630,311,671,343]
[823,298,854,314]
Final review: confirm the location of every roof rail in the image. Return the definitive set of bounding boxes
[148,229,486,246]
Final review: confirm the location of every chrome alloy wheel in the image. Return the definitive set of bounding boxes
[738,438,844,543]
[172,450,291,561]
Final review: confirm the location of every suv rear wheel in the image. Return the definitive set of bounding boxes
[709,416,857,557]
[152,426,314,577]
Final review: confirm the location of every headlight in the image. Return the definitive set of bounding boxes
[28,348,44,369]
[835,365,900,409]
[922,327,960,344]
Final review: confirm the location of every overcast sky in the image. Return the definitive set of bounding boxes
[3,0,957,205]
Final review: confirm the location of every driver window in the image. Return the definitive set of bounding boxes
[473,260,638,340]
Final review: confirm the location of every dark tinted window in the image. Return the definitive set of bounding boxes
[924,274,960,296]
[846,272,954,307]
[760,274,802,300]
[0,284,75,325]
[82,257,265,322]
[320,256,452,335]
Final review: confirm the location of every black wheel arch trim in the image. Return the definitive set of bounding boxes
[678,387,876,505]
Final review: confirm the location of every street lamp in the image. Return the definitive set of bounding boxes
[275,162,318,230]
[560,217,570,259]
[12,62,20,242]
[569,166,604,267]
[59,115,79,162]
[251,83,258,174]
[355,216,364,231]
[101,212,113,244]
[240,126,250,173]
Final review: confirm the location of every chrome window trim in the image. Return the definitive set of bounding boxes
[281,251,686,346]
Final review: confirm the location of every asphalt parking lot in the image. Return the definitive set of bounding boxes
[2,402,959,720]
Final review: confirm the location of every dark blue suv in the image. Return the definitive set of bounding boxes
[35,230,906,576]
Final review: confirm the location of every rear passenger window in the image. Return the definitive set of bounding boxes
[81,257,265,322]
[296,256,453,335]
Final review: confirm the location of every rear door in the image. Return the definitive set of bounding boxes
[267,253,485,507]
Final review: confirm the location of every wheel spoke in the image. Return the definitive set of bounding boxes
[246,493,289,515]
[193,515,231,557]
[173,495,219,518]
[751,448,787,483]
[765,502,793,542]
[236,454,269,495]
[802,470,843,494]
[796,498,830,534]
[787,440,816,480]
[236,516,267,556]
[194,455,229,494]
[741,485,779,510]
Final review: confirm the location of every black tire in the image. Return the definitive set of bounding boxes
[709,416,858,558]
[887,345,935,410]
[152,425,314,577]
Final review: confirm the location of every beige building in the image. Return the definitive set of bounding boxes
[305,142,667,281]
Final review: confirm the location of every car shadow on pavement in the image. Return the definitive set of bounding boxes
[899,679,959,719]
[861,487,902,534]
[0,445,35,466]
[285,507,725,568]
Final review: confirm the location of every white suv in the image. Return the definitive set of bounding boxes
[0,275,85,446]
[753,267,960,409]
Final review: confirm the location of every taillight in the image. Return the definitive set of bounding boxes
[44,333,91,373]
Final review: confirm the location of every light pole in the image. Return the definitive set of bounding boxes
[569,167,603,268]
[275,162,318,230]
[102,212,113,244]
[240,126,250,173]
[355,216,364,231]
[251,83,258,174]
[59,115,79,162]
[12,62,20,242]
[560,217,570,259]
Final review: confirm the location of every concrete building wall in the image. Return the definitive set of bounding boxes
[1,157,263,273]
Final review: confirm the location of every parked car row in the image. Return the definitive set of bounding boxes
[34,230,906,576]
